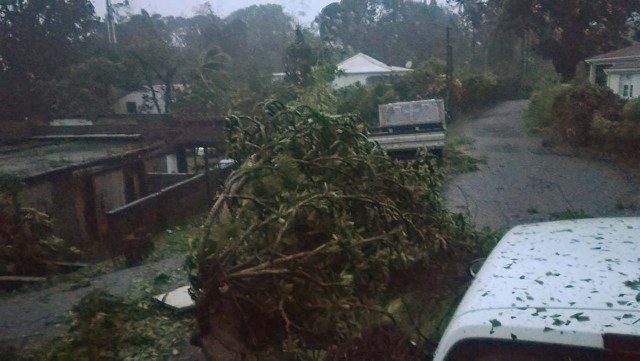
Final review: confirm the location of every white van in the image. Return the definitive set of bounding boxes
[433,218,640,361]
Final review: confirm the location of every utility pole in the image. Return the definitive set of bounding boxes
[446,27,454,121]
[106,0,117,44]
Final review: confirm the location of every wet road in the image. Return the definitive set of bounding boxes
[445,100,640,230]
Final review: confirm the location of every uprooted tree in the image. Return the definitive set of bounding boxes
[188,101,469,358]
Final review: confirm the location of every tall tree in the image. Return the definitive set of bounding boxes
[456,0,640,81]
[118,11,189,113]
[0,0,97,120]
[284,27,316,84]
[317,0,457,66]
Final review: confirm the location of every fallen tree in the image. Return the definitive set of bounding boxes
[188,101,469,359]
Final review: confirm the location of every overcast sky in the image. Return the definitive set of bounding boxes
[93,1,450,25]
[93,1,337,25]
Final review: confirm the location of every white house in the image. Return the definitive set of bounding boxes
[332,53,413,89]
[114,84,184,114]
[585,43,640,99]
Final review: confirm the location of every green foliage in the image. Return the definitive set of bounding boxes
[525,81,565,132]
[317,0,457,66]
[40,291,193,360]
[454,0,640,80]
[549,209,591,221]
[0,174,75,276]
[526,82,631,147]
[623,97,640,124]
[459,74,530,113]
[174,47,232,117]
[443,136,486,175]
[47,57,125,118]
[190,101,468,355]
[0,0,98,121]
[552,83,624,146]
[334,60,523,124]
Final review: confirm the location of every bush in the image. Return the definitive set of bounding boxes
[0,174,74,277]
[623,97,640,123]
[554,83,623,146]
[454,73,528,115]
[189,101,469,358]
[525,82,565,131]
[526,82,624,147]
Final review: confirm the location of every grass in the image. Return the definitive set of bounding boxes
[549,208,591,221]
[145,215,205,262]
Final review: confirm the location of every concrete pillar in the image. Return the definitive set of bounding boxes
[588,63,596,84]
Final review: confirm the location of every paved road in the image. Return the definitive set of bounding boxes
[0,256,186,348]
[445,100,640,230]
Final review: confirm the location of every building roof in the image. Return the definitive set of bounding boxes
[605,59,640,72]
[0,140,150,178]
[337,53,412,75]
[586,43,640,62]
[434,217,640,360]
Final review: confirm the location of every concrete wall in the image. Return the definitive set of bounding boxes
[106,167,231,253]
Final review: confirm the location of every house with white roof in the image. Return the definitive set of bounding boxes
[332,53,413,89]
[114,84,184,114]
[585,43,640,99]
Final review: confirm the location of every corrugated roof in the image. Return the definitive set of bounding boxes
[0,140,148,178]
[337,53,412,74]
[586,43,640,61]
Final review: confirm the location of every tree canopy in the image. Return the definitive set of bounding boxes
[0,0,98,120]
[317,0,457,66]
[453,0,640,80]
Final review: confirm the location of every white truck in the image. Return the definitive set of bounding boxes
[433,217,640,361]
[369,99,446,155]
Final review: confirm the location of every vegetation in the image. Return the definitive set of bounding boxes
[0,174,77,277]
[452,0,640,80]
[526,81,640,154]
[188,101,476,358]
[549,209,592,221]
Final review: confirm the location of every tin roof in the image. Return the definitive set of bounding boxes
[434,218,640,360]
[0,140,149,178]
[337,53,412,75]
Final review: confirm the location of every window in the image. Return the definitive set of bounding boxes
[126,101,137,113]
[623,85,629,97]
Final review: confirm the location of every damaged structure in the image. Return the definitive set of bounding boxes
[0,115,229,255]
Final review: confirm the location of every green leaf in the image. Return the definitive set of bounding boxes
[570,312,590,322]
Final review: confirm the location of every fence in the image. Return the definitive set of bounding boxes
[106,167,231,253]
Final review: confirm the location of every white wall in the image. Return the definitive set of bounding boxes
[332,73,373,89]
[607,72,640,99]
[113,90,165,114]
